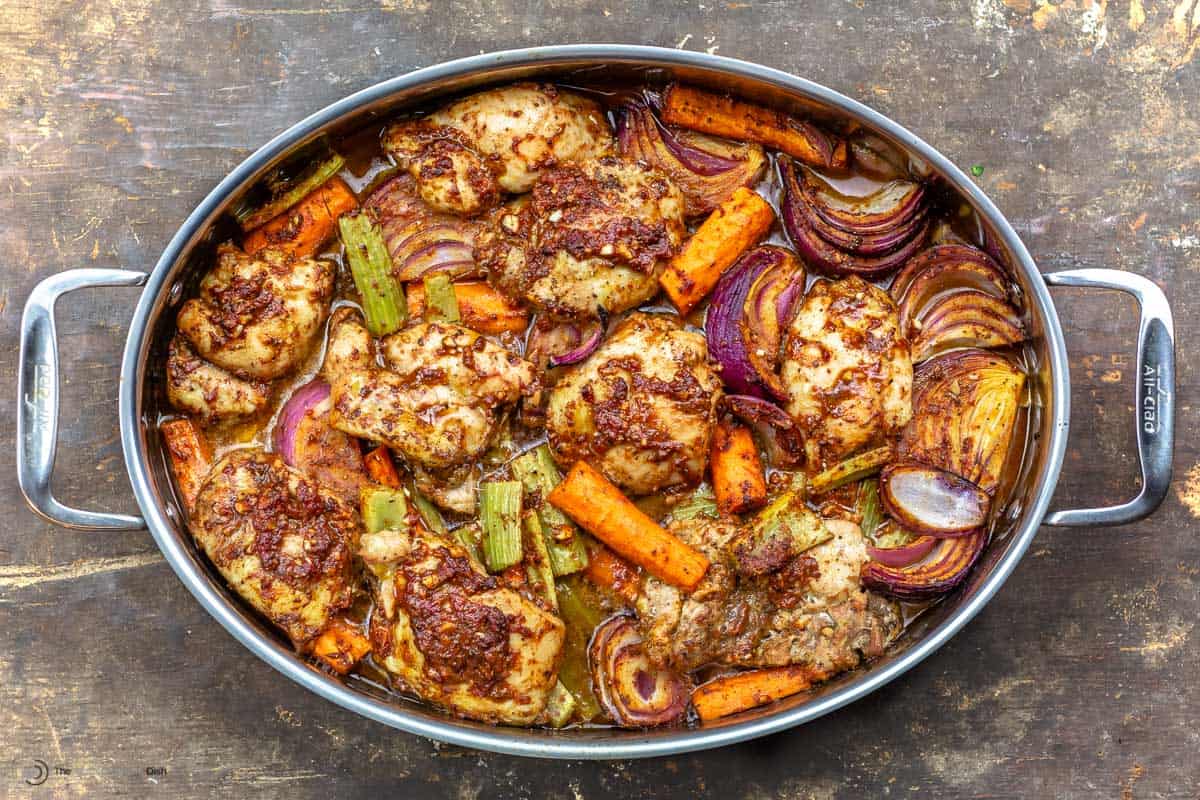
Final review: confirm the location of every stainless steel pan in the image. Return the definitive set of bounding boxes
[16,45,1175,758]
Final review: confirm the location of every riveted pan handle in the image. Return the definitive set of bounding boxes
[18,269,149,530]
[1042,269,1174,527]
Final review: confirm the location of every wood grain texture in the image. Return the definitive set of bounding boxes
[1,0,1197,797]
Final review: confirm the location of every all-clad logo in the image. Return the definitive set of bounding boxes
[1142,363,1168,435]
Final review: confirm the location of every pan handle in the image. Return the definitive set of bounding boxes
[18,269,149,530]
[1042,269,1174,527]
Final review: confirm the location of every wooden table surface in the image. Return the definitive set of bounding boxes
[1,1,1197,797]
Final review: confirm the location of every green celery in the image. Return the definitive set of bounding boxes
[339,212,406,336]
[670,484,719,521]
[522,511,558,610]
[509,445,589,576]
[422,273,461,323]
[361,487,408,534]
[543,681,577,728]
[857,479,883,541]
[809,445,892,495]
[480,481,523,572]
[236,148,346,231]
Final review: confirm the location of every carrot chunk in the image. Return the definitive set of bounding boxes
[243,176,359,258]
[661,84,846,169]
[710,421,768,515]
[160,418,213,512]
[310,618,372,675]
[548,461,709,592]
[582,542,641,605]
[406,280,528,335]
[363,446,402,488]
[660,187,774,314]
[691,665,830,721]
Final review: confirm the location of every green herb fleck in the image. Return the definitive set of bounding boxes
[970,164,985,177]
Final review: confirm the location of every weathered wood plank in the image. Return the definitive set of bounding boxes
[1,0,1197,797]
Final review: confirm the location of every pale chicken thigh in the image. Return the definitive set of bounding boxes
[781,276,913,466]
[362,525,564,725]
[177,243,334,381]
[382,83,612,217]
[546,312,722,495]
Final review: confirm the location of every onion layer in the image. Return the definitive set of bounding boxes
[910,290,1026,363]
[780,158,928,279]
[706,245,805,399]
[589,614,689,728]
[273,378,365,504]
[900,349,1026,495]
[879,463,990,537]
[866,535,938,567]
[617,101,766,219]
[366,174,484,282]
[861,530,987,600]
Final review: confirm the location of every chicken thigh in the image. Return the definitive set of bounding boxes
[478,158,686,319]
[546,312,722,495]
[382,83,612,217]
[637,515,901,674]
[325,311,536,509]
[190,448,359,649]
[781,276,913,466]
[177,243,334,381]
[165,336,270,421]
[362,524,564,725]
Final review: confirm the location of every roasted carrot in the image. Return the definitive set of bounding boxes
[582,542,641,605]
[710,421,768,515]
[661,84,846,169]
[548,461,710,592]
[363,446,403,488]
[310,618,372,675]
[243,176,359,258]
[406,280,528,335]
[161,418,213,512]
[660,187,774,314]
[691,665,830,722]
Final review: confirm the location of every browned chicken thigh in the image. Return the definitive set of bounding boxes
[361,524,565,725]
[189,448,359,649]
[637,515,901,675]
[382,83,612,217]
[478,158,686,319]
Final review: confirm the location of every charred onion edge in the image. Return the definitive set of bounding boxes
[588,614,690,728]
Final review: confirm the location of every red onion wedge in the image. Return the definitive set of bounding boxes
[706,245,805,399]
[589,614,689,728]
[794,161,924,235]
[724,394,794,430]
[273,378,365,505]
[548,310,607,368]
[861,529,987,600]
[365,174,484,282]
[617,100,766,219]
[890,243,1009,306]
[901,349,1026,495]
[879,463,990,537]
[848,131,910,181]
[909,290,1026,363]
[866,535,938,567]
[780,158,928,279]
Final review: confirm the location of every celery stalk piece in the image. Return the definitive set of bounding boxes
[451,521,485,565]
[809,445,892,495]
[236,149,346,231]
[338,212,406,336]
[554,578,604,721]
[361,486,408,534]
[480,480,523,572]
[422,273,461,323]
[408,484,447,535]
[857,479,883,540]
[522,511,558,611]
[509,445,589,576]
[543,681,577,728]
